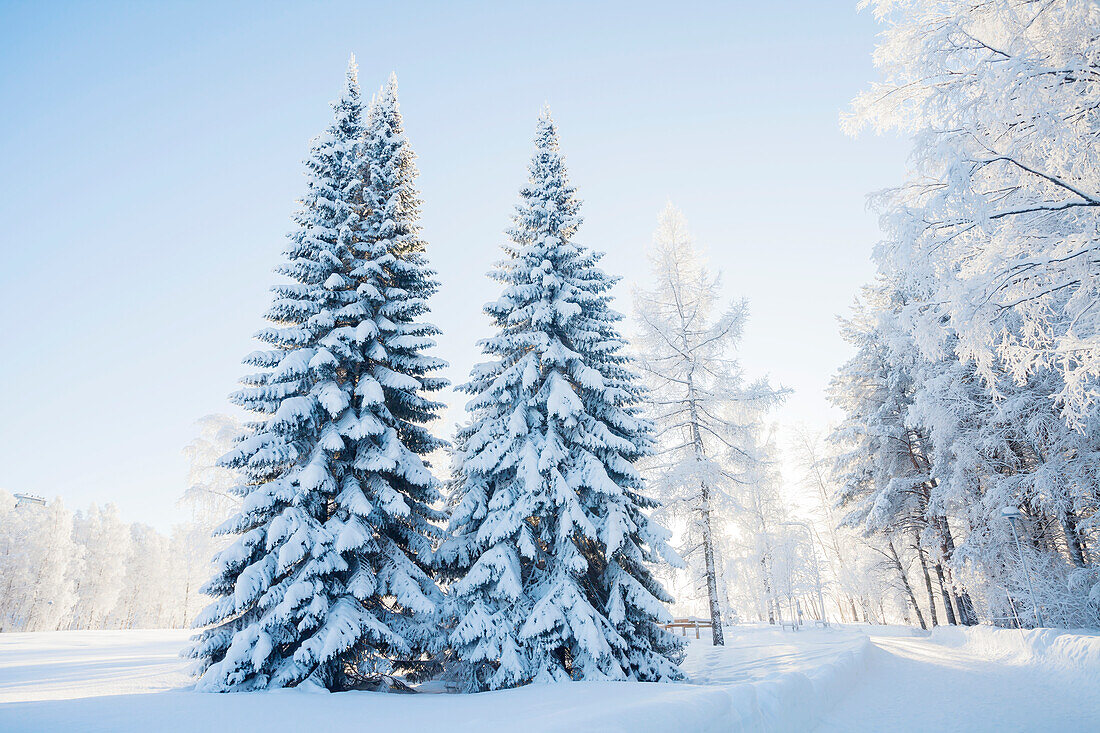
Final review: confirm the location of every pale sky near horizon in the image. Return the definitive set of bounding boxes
[0,1,908,530]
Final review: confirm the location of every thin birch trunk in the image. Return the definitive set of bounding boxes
[888,539,926,630]
[687,375,723,645]
[761,556,776,624]
[934,562,958,625]
[914,534,939,627]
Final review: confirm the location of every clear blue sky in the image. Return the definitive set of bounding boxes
[0,1,906,528]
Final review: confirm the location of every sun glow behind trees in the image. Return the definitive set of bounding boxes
[632,205,787,638]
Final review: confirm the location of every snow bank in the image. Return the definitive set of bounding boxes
[928,624,1100,674]
[816,625,1100,731]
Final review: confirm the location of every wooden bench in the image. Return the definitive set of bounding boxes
[661,618,714,639]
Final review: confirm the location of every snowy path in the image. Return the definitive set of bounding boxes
[0,626,1096,731]
[815,630,1100,732]
[681,626,867,685]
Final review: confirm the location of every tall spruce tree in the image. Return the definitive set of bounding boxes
[437,110,684,691]
[187,58,447,692]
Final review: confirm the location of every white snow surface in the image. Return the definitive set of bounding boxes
[816,625,1100,732]
[0,624,1096,732]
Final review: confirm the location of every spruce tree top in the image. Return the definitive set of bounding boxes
[361,73,448,455]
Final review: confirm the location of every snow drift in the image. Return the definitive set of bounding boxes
[928,624,1100,674]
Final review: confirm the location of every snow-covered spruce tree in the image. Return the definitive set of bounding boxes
[632,204,785,644]
[361,74,449,459]
[356,72,449,667]
[436,110,684,691]
[188,58,447,691]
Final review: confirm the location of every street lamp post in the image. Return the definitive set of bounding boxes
[1001,507,1043,628]
[783,521,828,628]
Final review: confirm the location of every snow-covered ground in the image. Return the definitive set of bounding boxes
[816,626,1100,732]
[0,624,1096,732]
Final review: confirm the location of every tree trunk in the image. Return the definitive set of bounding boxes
[686,368,723,644]
[936,517,978,625]
[1062,510,1088,568]
[181,578,192,629]
[888,539,927,630]
[914,534,939,627]
[808,595,821,620]
[934,563,958,625]
[761,556,775,624]
[1017,442,1088,567]
[1022,505,1057,555]
[905,432,974,623]
[700,497,725,645]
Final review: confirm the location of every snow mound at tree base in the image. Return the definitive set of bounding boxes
[928,625,1100,674]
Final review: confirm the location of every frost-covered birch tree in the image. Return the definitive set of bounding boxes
[437,111,684,691]
[828,288,962,628]
[790,426,868,623]
[632,204,785,644]
[173,415,244,628]
[834,0,1100,628]
[113,524,172,628]
[69,504,130,630]
[0,493,78,632]
[846,0,1100,429]
[725,428,788,626]
[188,58,447,691]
